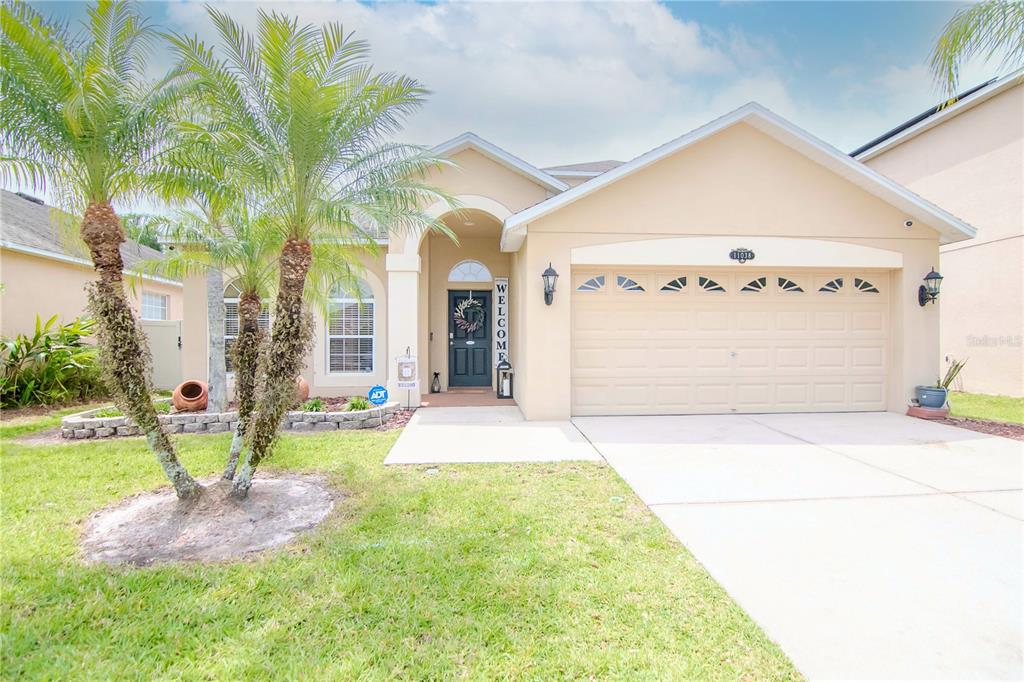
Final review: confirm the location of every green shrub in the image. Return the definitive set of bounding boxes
[347,396,370,411]
[92,406,123,418]
[0,316,108,408]
[92,401,170,418]
[300,398,325,412]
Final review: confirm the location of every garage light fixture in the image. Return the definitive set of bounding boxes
[542,263,559,305]
[918,268,943,306]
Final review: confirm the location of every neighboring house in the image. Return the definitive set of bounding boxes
[854,69,1024,397]
[181,102,975,419]
[0,190,184,387]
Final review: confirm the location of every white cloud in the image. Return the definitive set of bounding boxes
[157,1,1014,165]
[165,0,785,165]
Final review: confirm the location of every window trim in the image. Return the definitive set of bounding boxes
[326,280,375,375]
[448,259,493,283]
[140,292,169,320]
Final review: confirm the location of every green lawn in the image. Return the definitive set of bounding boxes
[948,391,1024,425]
[0,413,799,680]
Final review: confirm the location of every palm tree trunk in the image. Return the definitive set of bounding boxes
[81,201,200,500]
[223,290,263,480]
[232,238,313,497]
[206,268,227,413]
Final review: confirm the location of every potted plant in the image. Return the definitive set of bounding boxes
[915,358,967,408]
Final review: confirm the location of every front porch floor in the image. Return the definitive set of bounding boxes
[419,388,512,408]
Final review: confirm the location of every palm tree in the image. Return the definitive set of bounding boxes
[143,205,281,480]
[931,0,1024,96]
[168,9,452,497]
[1,0,199,498]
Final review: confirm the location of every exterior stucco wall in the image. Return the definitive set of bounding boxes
[0,248,183,337]
[389,148,553,256]
[513,122,943,419]
[864,83,1024,396]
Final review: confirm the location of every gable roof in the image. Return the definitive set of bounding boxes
[0,190,180,284]
[501,102,977,251]
[433,132,569,193]
[853,67,1024,160]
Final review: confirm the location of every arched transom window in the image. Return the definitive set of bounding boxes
[448,260,492,282]
[223,280,270,372]
[327,279,375,373]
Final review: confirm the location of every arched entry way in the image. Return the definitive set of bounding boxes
[384,198,514,400]
[424,207,510,395]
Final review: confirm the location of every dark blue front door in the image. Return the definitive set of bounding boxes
[448,290,491,387]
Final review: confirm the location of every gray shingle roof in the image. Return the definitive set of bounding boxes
[0,189,170,274]
[544,160,624,174]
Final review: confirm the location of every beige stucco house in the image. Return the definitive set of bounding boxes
[856,69,1024,397]
[0,190,184,388]
[181,102,978,419]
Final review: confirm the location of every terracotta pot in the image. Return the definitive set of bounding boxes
[295,376,310,403]
[172,380,208,412]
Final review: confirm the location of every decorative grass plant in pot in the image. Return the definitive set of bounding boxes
[916,358,967,408]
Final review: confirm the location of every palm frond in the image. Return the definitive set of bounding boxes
[931,0,1024,96]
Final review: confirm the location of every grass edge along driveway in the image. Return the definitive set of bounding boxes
[1,414,801,680]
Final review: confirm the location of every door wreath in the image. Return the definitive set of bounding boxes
[453,297,485,333]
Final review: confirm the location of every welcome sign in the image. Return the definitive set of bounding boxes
[494,277,509,367]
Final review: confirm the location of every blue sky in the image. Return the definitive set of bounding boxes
[25,1,1004,168]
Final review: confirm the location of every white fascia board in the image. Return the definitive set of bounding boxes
[855,68,1024,162]
[501,102,976,251]
[1,240,184,287]
[433,132,569,193]
[546,169,603,178]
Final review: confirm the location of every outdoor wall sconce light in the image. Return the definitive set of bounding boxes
[918,267,943,306]
[542,263,559,305]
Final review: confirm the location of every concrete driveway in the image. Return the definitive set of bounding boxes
[573,412,1023,681]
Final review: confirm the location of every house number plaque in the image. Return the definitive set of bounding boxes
[729,248,755,264]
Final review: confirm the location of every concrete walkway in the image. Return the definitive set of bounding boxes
[574,412,1023,681]
[384,406,600,464]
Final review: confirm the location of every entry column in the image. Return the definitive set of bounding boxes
[385,253,420,397]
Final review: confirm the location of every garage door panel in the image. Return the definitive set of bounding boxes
[813,346,848,370]
[851,345,886,369]
[776,383,812,409]
[777,311,811,331]
[572,268,890,415]
[776,347,811,369]
[852,311,885,332]
[852,381,885,406]
[814,311,848,332]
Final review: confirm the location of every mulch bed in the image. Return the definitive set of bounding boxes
[227,396,355,412]
[379,408,414,431]
[936,417,1024,441]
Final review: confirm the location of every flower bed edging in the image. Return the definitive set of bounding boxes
[61,402,401,439]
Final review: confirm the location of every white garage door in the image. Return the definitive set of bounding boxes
[571,268,890,415]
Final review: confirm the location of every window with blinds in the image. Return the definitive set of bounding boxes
[327,280,374,373]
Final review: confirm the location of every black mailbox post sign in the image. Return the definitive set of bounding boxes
[729,247,756,264]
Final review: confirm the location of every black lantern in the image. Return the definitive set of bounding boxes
[918,268,943,306]
[496,360,514,399]
[542,263,559,305]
